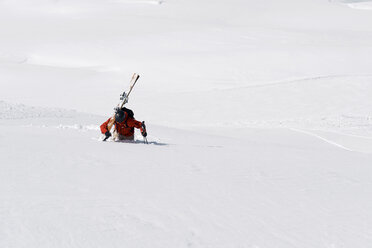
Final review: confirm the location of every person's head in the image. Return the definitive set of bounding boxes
[115,109,126,123]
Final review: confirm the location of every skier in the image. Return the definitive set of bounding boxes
[100,107,147,141]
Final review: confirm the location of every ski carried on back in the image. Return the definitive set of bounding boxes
[103,73,140,141]
[117,73,140,110]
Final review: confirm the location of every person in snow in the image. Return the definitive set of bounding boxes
[100,107,147,141]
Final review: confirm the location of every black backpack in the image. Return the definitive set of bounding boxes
[122,107,134,119]
[121,107,135,131]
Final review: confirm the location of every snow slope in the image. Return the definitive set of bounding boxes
[1,0,372,247]
[2,111,372,248]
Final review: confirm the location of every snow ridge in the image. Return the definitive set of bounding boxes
[0,101,78,119]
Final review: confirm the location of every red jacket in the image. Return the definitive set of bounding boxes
[100,115,143,137]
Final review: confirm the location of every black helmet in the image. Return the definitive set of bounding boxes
[115,109,126,123]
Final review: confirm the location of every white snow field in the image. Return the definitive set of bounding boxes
[1,0,372,247]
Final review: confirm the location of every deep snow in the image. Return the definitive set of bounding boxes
[1,0,372,247]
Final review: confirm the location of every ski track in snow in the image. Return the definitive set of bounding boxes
[289,128,354,152]
[55,124,99,131]
[243,74,372,90]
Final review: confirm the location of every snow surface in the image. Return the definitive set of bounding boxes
[1,0,372,247]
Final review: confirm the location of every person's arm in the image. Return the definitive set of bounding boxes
[126,118,142,129]
[127,118,147,137]
[100,117,115,134]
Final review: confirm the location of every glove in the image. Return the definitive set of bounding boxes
[141,130,147,137]
[141,122,147,137]
[105,131,111,139]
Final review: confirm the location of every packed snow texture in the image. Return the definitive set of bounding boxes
[0,101,79,119]
[1,0,372,247]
